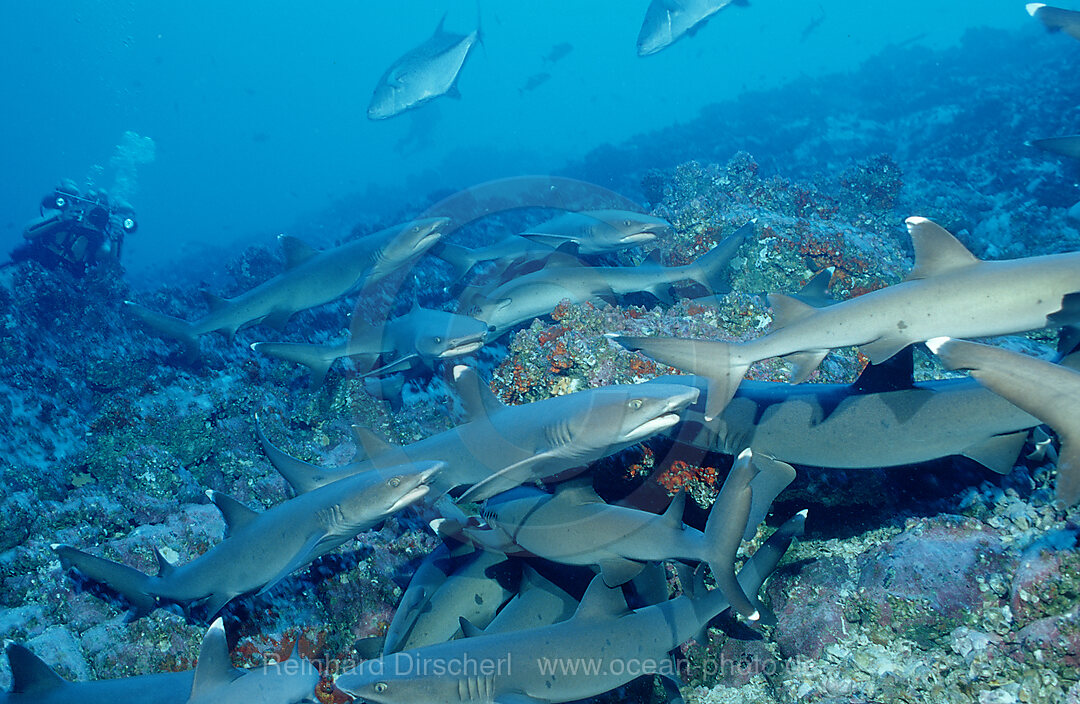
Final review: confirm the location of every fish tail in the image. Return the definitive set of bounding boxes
[124,301,199,359]
[52,544,158,617]
[251,341,336,386]
[703,449,760,622]
[611,335,748,420]
[431,242,479,284]
[684,220,753,295]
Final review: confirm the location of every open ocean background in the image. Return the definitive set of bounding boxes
[0,1,1027,279]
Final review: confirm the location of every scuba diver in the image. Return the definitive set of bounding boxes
[5,179,137,276]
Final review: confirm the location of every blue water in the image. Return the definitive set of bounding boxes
[0,1,1023,275]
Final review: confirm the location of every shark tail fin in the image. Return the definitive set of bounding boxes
[432,242,480,284]
[703,449,760,622]
[683,220,753,295]
[250,341,337,386]
[730,508,807,626]
[124,301,199,359]
[611,335,748,420]
[5,643,68,694]
[51,544,158,617]
[254,412,325,494]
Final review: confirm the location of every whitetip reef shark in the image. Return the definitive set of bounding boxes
[0,618,318,704]
[927,336,1080,505]
[637,0,745,56]
[126,218,449,358]
[464,222,750,337]
[1028,3,1080,41]
[1028,135,1080,160]
[256,365,700,502]
[615,216,1080,420]
[368,14,481,120]
[648,344,1057,475]
[518,209,673,254]
[52,462,442,618]
[333,507,805,704]
[251,304,489,385]
[452,449,796,622]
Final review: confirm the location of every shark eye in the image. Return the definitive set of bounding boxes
[628,399,643,410]
[374,682,388,693]
[624,219,632,227]
[387,476,402,488]
[433,336,442,344]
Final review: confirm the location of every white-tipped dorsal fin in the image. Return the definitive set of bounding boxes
[903,218,980,281]
[458,616,485,638]
[200,290,229,313]
[153,547,177,578]
[449,365,506,420]
[205,490,260,537]
[573,575,631,621]
[660,491,686,529]
[6,642,68,694]
[190,618,243,699]
[1027,3,1046,17]
[278,234,319,269]
[925,336,952,354]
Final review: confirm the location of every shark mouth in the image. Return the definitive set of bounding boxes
[388,484,431,513]
[438,339,485,357]
[624,412,682,442]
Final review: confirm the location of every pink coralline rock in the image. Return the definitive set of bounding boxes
[855,517,1013,626]
[766,555,852,659]
[1011,604,1080,669]
[1009,538,1080,626]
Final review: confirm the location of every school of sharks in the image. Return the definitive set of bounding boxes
[4,3,1080,704]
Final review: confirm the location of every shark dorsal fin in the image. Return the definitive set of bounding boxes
[433,12,447,35]
[205,490,260,537]
[154,547,177,578]
[767,293,817,330]
[190,619,243,699]
[458,616,485,638]
[200,290,229,313]
[278,235,319,269]
[451,365,506,421]
[852,345,915,393]
[903,217,980,281]
[6,643,68,694]
[660,491,686,529]
[796,268,835,307]
[641,249,664,267]
[573,576,631,621]
[351,426,395,459]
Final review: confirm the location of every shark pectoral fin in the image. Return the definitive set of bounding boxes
[598,558,646,587]
[257,534,324,597]
[518,233,569,249]
[260,309,293,332]
[1048,291,1080,327]
[457,452,556,503]
[858,336,910,365]
[742,454,797,542]
[781,349,829,384]
[902,217,980,281]
[352,636,385,660]
[5,642,69,694]
[574,575,633,620]
[191,618,244,698]
[551,477,603,504]
[1054,436,1080,506]
[462,525,516,553]
[205,490,260,537]
[1028,427,1056,462]
[961,432,1027,475]
[495,695,547,704]
[458,616,485,638]
[362,354,420,378]
[1058,325,1080,358]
